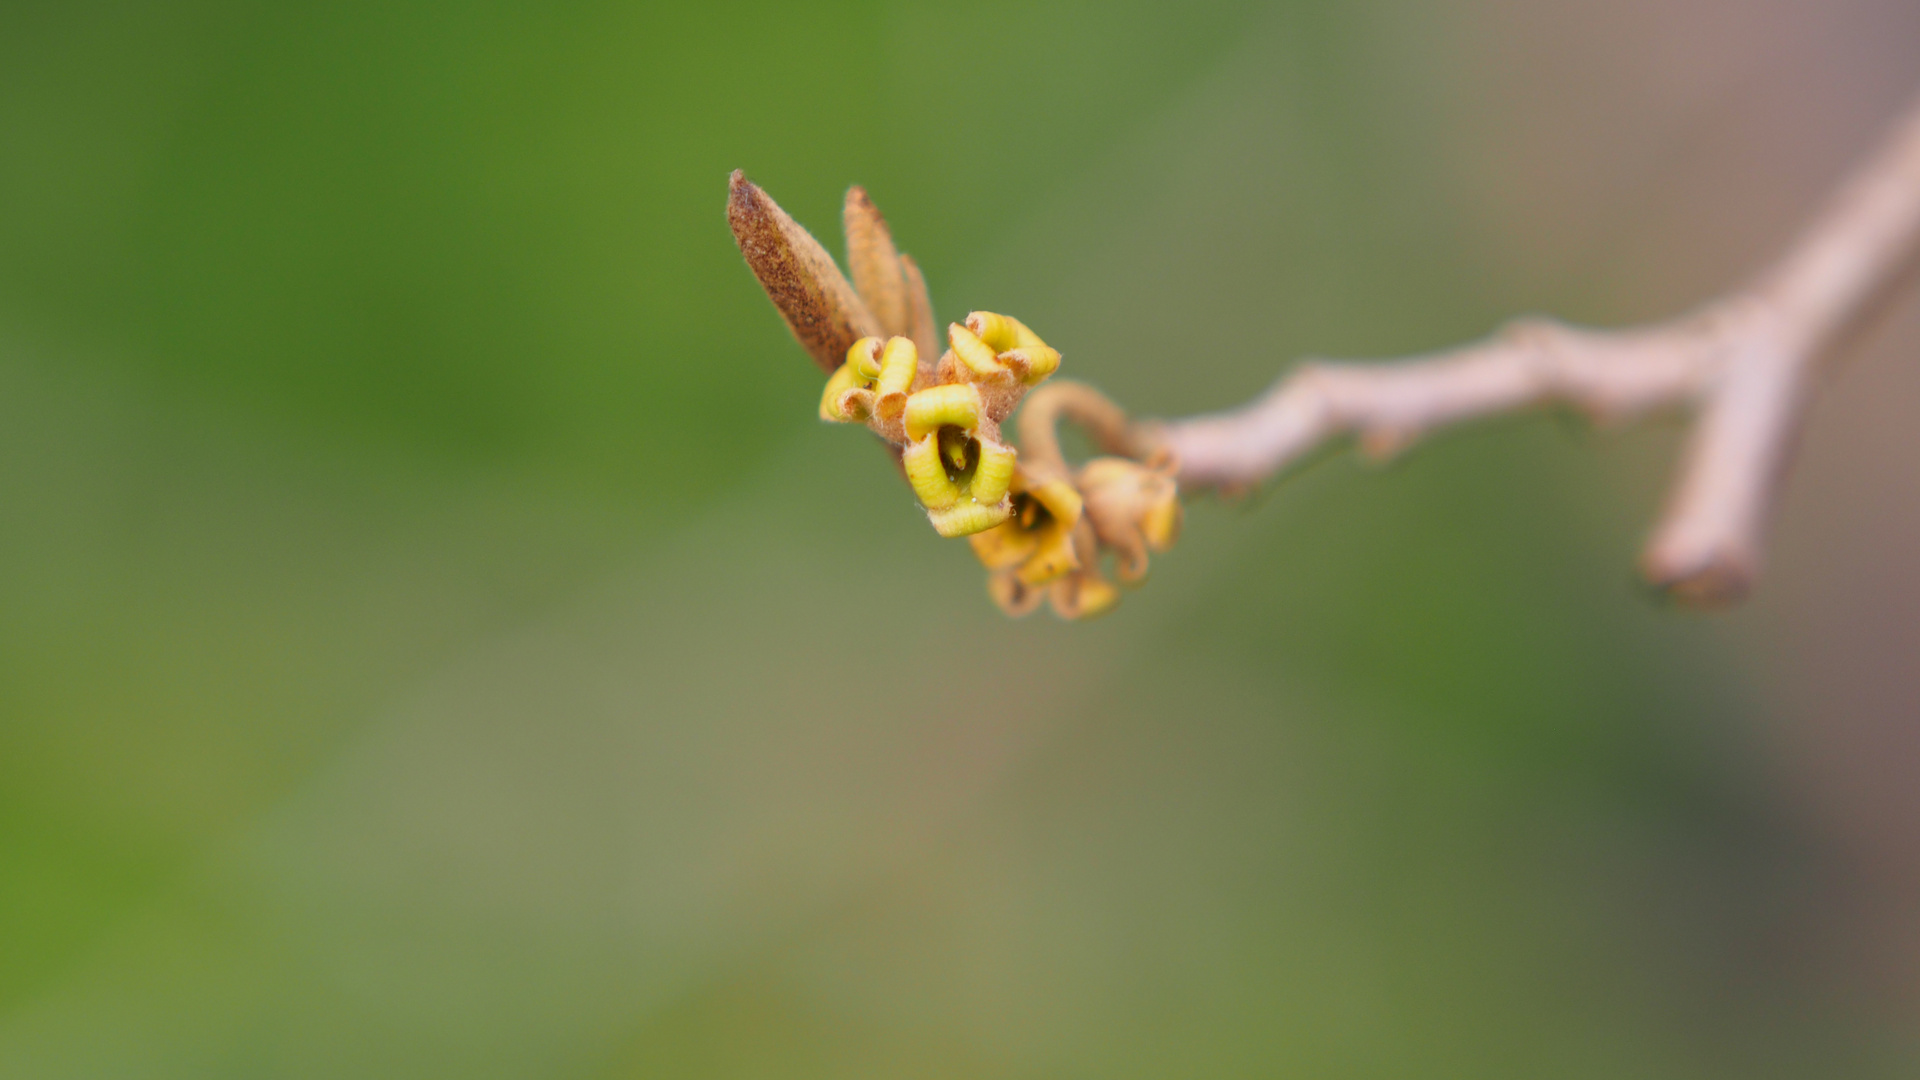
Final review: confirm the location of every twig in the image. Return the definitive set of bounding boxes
[1150,91,1920,605]
[1017,380,1157,478]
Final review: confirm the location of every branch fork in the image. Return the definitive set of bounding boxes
[1155,92,1920,605]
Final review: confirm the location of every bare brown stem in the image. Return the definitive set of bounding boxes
[1152,91,1920,605]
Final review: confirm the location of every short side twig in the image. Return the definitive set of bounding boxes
[1018,380,1158,478]
[1152,91,1920,605]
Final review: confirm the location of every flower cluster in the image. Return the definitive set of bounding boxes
[819,312,1057,537]
[728,172,1180,618]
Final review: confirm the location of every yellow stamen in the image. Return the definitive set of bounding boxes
[939,426,972,471]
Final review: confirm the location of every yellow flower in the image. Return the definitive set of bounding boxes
[899,377,1020,537]
[969,466,1120,619]
[970,468,1081,581]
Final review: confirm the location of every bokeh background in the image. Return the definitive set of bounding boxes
[3,0,1919,1075]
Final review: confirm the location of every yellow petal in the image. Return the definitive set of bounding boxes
[947,323,1006,379]
[986,568,1045,617]
[873,335,921,422]
[818,363,866,422]
[846,336,884,381]
[903,382,982,442]
[1008,346,1060,384]
[966,311,1050,353]
[1141,491,1182,551]
[874,335,919,398]
[1015,520,1080,586]
[835,388,875,423]
[968,520,1038,569]
[1028,478,1084,530]
[967,311,1023,352]
[1051,572,1120,620]
[968,439,1018,505]
[927,499,1012,538]
[902,434,961,509]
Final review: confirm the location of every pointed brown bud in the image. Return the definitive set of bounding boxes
[898,254,939,364]
[844,186,911,340]
[728,171,881,373]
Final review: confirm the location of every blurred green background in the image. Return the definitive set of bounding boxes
[3,0,1920,1076]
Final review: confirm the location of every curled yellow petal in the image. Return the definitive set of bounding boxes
[847,336,884,381]
[1008,346,1061,384]
[875,336,918,395]
[966,311,1023,352]
[1011,316,1049,352]
[1015,522,1080,586]
[967,311,1049,352]
[927,499,1012,538]
[836,388,875,423]
[1141,492,1182,551]
[969,439,1018,505]
[903,382,982,442]
[1028,477,1084,529]
[819,363,866,422]
[902,434,961,509]
[873,335,920,421]
[1051,572,1120,620]
[948,323,1006,379]
[968,519,1038,569]
[986,568,1045,617]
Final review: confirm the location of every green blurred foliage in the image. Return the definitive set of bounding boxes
[0,1,1910,1076]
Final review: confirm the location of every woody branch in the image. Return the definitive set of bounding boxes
[1147,91,1920,605]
